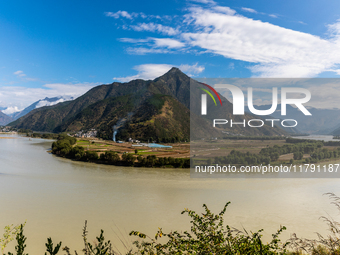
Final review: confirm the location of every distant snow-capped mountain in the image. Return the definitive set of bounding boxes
[9,96,74,120]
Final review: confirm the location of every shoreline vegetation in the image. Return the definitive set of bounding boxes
[193,137,340,167]
[3,194,340,254]
[51,134,190,168]
[12,131,340,168]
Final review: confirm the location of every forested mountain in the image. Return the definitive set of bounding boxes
[10,68,287,140]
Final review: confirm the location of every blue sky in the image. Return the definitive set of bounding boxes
[2,0,340,113]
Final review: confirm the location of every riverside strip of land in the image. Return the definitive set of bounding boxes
[20,132,340,167]
[75,138,190,159]
[192,137,340,166]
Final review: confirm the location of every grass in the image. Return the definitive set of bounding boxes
[136,151,161,155]
[77,140,90,145]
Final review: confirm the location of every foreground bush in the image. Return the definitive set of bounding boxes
[2,203,290,255]
[129,202,289,254]
[287,193,340,255]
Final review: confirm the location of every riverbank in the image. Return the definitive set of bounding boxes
[2,135,340,254]
[20,133,340,169]
[51,135,190,168]
[192,137,340,168]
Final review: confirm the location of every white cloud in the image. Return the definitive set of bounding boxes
[130,23,179,35]
[113,63,204,82]
[120,37,185,48]
[179,63,205,76]
[112,4,340,78]
[105,11,136,19]
[241,7,257,14]
[114,64,173,82]
[0,82,98,112]
[2,106,21,115]
[13,70,26,77]
[212,6,236,15]
[188,0,216,4]
[327,19,340,39]
[126,47,170,55]
[120,37,186,55]
[35,97,72,108]
[12,70,39,82]
[105,11,170,21]
[181,6,340,77]
[152,38,185,48]
[119,38,149,43]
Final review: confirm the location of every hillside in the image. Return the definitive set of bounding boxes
[10,68,287,140]
[0,111,13,126]
[330,125,340,135]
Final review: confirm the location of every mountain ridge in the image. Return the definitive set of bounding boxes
[9,68,287,139]
[250,104,340,134]
[8,96,74,121]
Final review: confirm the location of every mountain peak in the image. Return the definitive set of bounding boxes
[166,67,184,75]
[168,67,180,72]
[154,67,189,83]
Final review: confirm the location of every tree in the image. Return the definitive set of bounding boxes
[137,155,143,163]
[270,152,280,161]
[122,153,135,166]
[84,151,98,161]
[293,152,303,160]
[100,151,119,164]
[70,146,85,160]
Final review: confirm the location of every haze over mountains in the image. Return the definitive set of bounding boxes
[8,68,287,140]
[248,104,340,135]
[9,96,74,120]
[0,96,73,125]
[4,68,340,138]
[0,111,13,126]
[9,68,202,140]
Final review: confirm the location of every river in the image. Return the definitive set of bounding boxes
[1,134,340,254]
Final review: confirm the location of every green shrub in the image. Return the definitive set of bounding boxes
[130,202,289,254]
[122,153,135,166]
[100,151,119,163]
[84,151,99,161]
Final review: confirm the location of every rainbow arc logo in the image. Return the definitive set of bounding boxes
[198,82,223,106]
[199,82,222,115]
